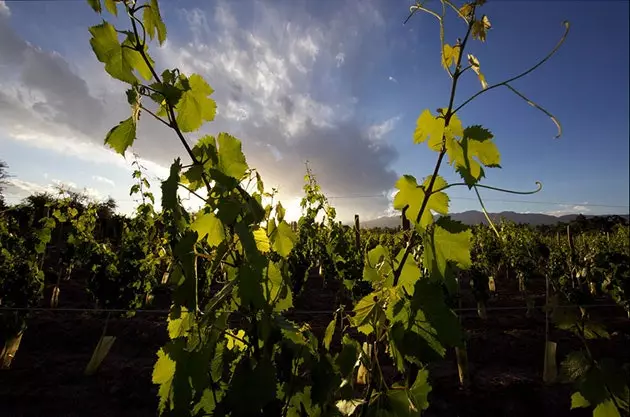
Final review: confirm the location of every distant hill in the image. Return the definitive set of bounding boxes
[361,211,630,229]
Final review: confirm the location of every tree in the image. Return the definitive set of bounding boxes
[0,160,10,207]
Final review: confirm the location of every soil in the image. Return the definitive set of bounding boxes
[0,272,628,417]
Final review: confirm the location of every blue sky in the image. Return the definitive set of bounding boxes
[0,0,628,222]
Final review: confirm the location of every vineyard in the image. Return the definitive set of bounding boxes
[1,0,629,416]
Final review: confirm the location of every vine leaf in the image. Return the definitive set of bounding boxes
[422,217,472,283]
[152,347,176,414]
[175,74,217,132]
[447,125,500,187]
[351,291,386,335]
[324,313,337,350]
[268,219,297,258]
[393,175,449,229]
[395,249,421,295]
[89,22,152,84]
[266,260,293,312]
[217,133,248,180]
[191,211,225,247]
[414,109,464,151]
[104,117,136,155]
[253,228,270,253]
[387,369,432,415]
[442,44,460,71]
[104,0,117,16]
[87,0,101,13]
[143,0,167,45]
[167,306,194,339]
[467,54,488,89]
[472,15,491,42]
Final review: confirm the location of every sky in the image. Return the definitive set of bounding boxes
[0,0,628,223]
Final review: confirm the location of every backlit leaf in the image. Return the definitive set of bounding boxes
[104,117,136,155]
[253,228,270,253]
[217,133,248,180]
[442,43,460,70]
[175,74,217,132]
[467,54,488,89]
[422,217,472,281]
[324,313,337,350]
[87,0,101,13]
[270,220,297,257]
[447,125,501,187]
[472,15,491,42]
[191,211,225,247]
[89,22,152,84]
[143,0,167,45]
[103,0,117,16]
[393,174,449,230]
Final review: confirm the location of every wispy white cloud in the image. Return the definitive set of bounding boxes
[367,115,401,142]
[0,0,397,222]
[0,1,10,18]
[545,203,591,217]
[388,76,398,83]
[92,175,115,187]
[335,52,345,67]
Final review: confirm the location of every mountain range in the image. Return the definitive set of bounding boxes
[360,211,630,229]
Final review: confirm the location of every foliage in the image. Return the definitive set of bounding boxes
[79,0,627,416]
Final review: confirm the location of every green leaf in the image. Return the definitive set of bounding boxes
[103,0,117,16]
[387,369,432,416]
[143,0,167,45]
[222,358,277,416]
[336,399,364,416]
[153,348,176,413]
[175,74,217,132]
[270,220,297,258]
[560,350,591,382]
[472,15,491,42]
[217,133,248,180]
[442,43,460,70]
[422,217,472,282]
[351,291,386,335]
[323,313,337,350]
[394,249,421,295]
[393,175,449,230]
[467,54,488,89]
[413,109,445,150]
[266,260,293,312]
[447,125,501,187]
[414,110,464,151]
[89,22,152,84]
[104,117,136,155]
[253,228,270,253]
[191,211,225,247]
[167,306,194,339]
[571,392,590,409]
[411,279,463,348]
[87,0,101,13]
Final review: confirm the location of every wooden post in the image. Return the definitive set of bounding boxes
[354,214,361,249]
[402,205,410,231]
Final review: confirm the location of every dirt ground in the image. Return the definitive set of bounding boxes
[0,274,628,417]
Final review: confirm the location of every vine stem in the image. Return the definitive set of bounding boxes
[452,20,570,134]
[127,4,212,194]
[392,8,475,288]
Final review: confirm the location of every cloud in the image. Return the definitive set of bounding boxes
[5,178,105,202]
[367,115,401,142]
[388,76,398,83]
[545,203,591,217]
[92,175,115,187]
[335,52,345,67]
[0,1,9,18]
[0,0,398,222]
